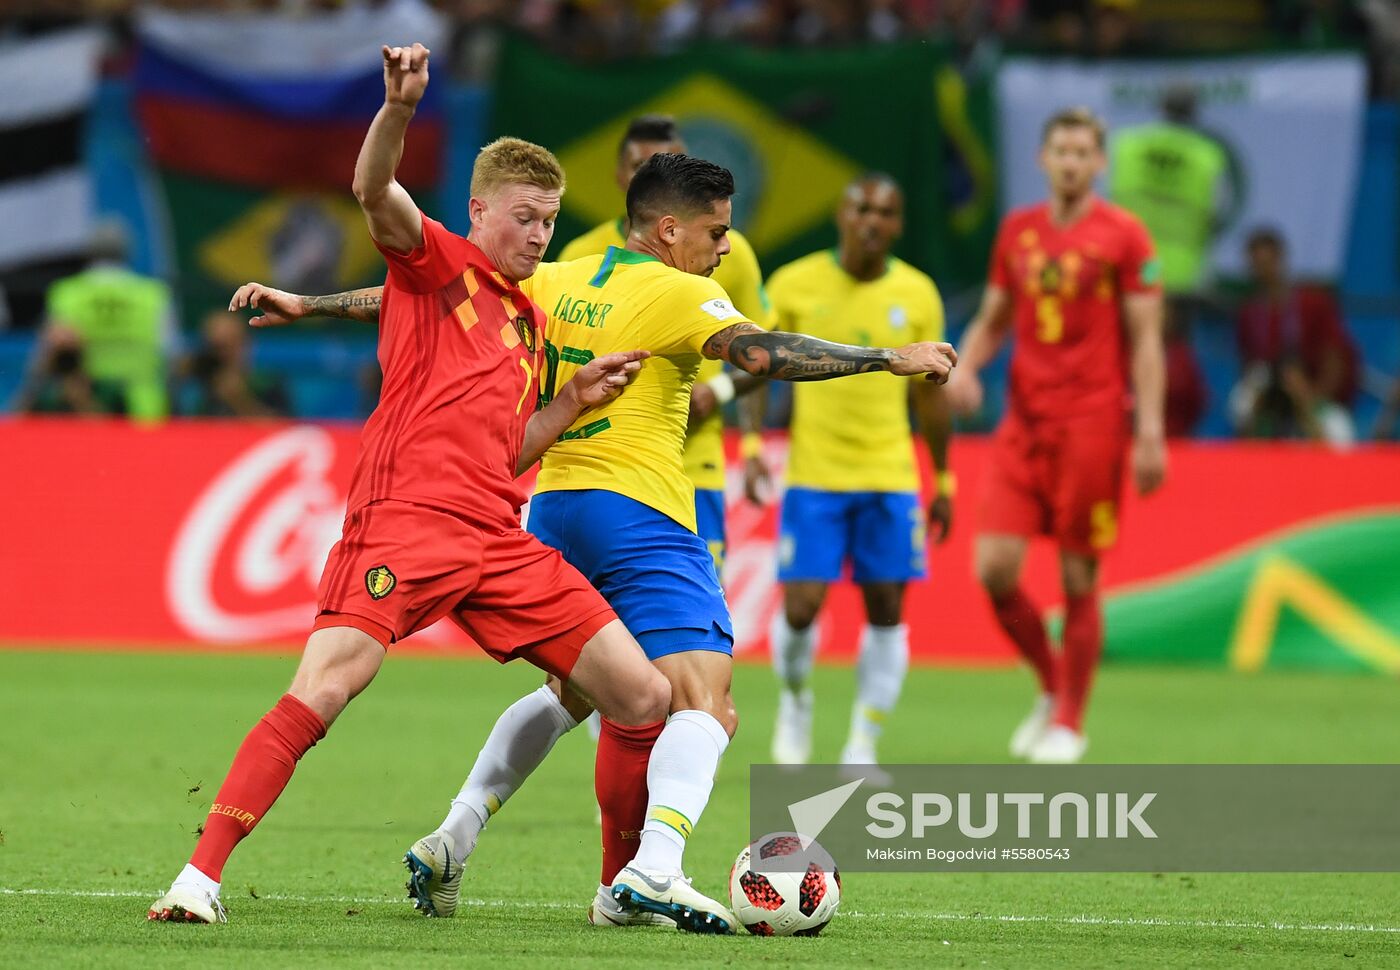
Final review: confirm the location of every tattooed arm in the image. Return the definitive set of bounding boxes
[701,322,957,384]
[228,283,384,326]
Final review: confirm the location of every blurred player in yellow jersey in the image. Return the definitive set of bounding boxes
[762,174,954,768]
[559,115,771,573]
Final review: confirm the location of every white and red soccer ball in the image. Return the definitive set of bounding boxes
[728,833,841,936]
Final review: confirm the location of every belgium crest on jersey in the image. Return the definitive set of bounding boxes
[514,315,537,354]
[365,565,397,600]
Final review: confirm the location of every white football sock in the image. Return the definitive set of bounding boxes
[771,612,819,693]
[847,623,909,751]
[441,685,578,862]
[631,710,730,874]
[175,862,220,898]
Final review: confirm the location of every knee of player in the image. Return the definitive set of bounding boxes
[626,669,672,725]
[716,701,739,740]
[976,560,1018,599]
[864,595,905,627]
[288,679,352,724]
[1061,568,1099,599]
[784,598,822,631]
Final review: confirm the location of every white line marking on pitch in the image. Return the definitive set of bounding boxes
[4,888,1397,935]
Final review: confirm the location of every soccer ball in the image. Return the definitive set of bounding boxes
[728,832,841,936]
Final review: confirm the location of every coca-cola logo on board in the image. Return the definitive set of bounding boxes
[165,426,345,641]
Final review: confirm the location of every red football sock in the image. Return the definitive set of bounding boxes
[189,694,327,882]
[1056,592,1103,732]
[595,717,664,886]
[991,587,1058,695]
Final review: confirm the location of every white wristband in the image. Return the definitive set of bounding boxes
[706,372,736,405]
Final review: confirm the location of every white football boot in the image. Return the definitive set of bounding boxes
[404,831,462,918]
[771,688,813,764]
[1028,724,1088,764]
[587,882,675,928]
[610,866,736,934]
[147,884,226,924]
[1009,694,1055,759]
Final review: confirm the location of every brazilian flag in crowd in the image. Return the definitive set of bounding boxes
[492,36,998,290]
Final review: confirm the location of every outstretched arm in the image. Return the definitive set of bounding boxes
[230,283,383,326]
[702,322,955,383]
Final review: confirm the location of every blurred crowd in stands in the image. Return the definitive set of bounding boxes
[7,0,1400,442]
[15,224,291,421]
[10,1,1400,91]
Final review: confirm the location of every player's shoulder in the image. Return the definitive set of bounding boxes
[886,255,934,286]
[1093,198,1150,235]
[658,261,729,301]
[651,263,748,324]
[421,212,469,247]
[770,249,838,287]
[558,219,621,262]
[886,257,941,299]
[724,227,761,263]
[1000,202,1048,232]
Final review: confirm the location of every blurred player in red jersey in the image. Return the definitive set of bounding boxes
[148,43,669,925]
[946,107,1167,764]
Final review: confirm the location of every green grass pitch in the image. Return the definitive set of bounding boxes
[2,647,1398,968]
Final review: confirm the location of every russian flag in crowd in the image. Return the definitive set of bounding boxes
[133,2,446,191]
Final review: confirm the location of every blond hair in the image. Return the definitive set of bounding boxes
[470,137,566,199]
[1041,106,1107,149]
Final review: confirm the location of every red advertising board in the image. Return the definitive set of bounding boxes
[5,418,1398,666]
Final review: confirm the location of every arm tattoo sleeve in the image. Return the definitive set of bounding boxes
[702,322,895,381]
[304,287,383,323]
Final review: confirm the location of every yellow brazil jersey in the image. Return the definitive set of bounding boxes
[767,250,944,493]
[520,246,753,532]
[559,218,769,492]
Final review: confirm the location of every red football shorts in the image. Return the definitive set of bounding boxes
[313,500,616,680]
[978,410,1131,556]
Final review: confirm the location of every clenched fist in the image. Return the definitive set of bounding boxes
[889,341,958,384]
[382,43,430,108]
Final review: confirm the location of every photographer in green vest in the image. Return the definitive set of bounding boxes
[44,223,175,422]
[1109,85,1241,296]
[1110,85,1241,437]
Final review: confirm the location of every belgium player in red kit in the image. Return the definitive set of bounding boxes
[947,108,1167,764]
[148,44,669,924]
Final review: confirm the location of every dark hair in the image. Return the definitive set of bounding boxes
[1041,106,1107,148]
[1161,84,1197,124]
[1246,226,1286,252]
[618,115,681,157]
[848,170,901,194]
[626,153,735,228]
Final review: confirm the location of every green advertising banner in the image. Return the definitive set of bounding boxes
[491,37,998,289]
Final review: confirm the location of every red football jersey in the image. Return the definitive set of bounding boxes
[989,197,1159,422]
[346,214,545,530]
